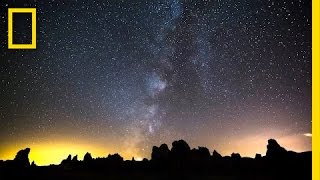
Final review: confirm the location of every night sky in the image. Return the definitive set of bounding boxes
[0,0,311,165]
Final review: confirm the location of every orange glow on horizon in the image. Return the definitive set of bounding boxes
[0,141,111,166]
[0,138,148,166]
[0,131,311,165]
[215,133,312,158]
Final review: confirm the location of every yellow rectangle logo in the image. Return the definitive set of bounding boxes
[8,8,36,49]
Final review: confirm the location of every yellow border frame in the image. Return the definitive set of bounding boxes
[313,0,319,180]
[8,8,36,49]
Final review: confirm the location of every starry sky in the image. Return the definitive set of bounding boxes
[0,0,312,165]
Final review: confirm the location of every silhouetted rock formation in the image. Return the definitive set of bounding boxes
[171,140,190,154]
[255,153,262,160]
[231,152,241,159]
[266,139,287,159]
[171,139,191,160]
[0,139,312,180]
[107,153,123,162]
[60,154,77,170]
[212,150,222,159]
[61,154,72,165]
[83,152,93,162]
[151,143,170,161]
[14,148,30,167]
[72,155,78,162]
[191,147,211,162]
[31,161,36,167]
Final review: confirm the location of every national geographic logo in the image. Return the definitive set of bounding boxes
[7,8,36,49]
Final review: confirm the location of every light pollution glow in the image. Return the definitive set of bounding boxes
[0,132,311,165]
[0,140,109,166]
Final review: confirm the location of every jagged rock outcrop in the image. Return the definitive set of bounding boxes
[231,153,241,159]
[84,152,93,162]
[171,140,191,158]
[14,148,30,167]
[266,139,287,159]
[151,143,170,161]
[60,154,72,169]
[107,153,123,162]
[190,147,211,161]
[72,155,78,162]
[60,154,79,169]
[31,161,36,167]
[60,154,72,165]
[197,147,211,159]
[0,139,312,179]
[212,150,222,159]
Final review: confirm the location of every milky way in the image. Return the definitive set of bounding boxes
[0,0,311,164]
